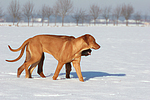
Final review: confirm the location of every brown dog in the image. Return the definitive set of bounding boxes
[6,36,92,79]
[7,36,75,78]
[36,49,92,78]
[6,34,100,82]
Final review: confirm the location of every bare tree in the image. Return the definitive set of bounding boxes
[16,11,22,26]
[121,4,134,26]
[22,1,34,26]
[102,6,111,25]
[72,8,85,26]
[86,15,92,26]
[111,13,116,26]
[40,5,47,26]
[90,4,101,25]
[31,10,37,26]
[134,12,141,26]
[113,5,122,26]
[144,13,148,22]
[45,6,53,26]
[72,9,80,26]
[7,0,20,25]
[72,8,87,26]
[56,0,73,26]
[53,3,59,26]
[80,9,87,25]
[0,6,4,18]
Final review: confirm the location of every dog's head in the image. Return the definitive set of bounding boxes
[82,34,100,50]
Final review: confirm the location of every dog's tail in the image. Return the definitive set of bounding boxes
[6,38,30,62]
[7,38,30,52]
[6,45,26,62]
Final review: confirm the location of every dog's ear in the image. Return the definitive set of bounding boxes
[82,34,89,45]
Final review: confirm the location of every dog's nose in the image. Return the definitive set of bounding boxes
[96,45,100,49]
[92,44,100,50]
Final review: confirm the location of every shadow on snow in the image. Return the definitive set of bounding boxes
[59,71,126,81]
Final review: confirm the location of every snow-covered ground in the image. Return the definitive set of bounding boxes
[0,26,150,100]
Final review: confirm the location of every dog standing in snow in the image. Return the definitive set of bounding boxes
[6,34,100,82]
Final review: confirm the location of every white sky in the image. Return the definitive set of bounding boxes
[1,0,150,14]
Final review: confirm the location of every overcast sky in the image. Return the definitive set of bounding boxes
[1,0,150,14]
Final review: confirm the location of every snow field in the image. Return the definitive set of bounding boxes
[0,26,150,100]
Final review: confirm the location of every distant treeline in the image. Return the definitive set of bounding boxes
[0,0,149,26]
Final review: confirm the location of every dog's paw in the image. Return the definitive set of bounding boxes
[80,79,84,82]
[25,75,30,78]
[52,76,57,80]
[17,74,20,78]
[40,72,46,78]
[79,77,84,82]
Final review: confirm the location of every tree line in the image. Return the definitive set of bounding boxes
[0,0,149,26]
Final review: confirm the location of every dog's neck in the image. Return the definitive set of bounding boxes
[71,37,90,57]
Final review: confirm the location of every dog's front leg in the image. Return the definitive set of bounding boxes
[53,62,64,80]
[72,57,84,82]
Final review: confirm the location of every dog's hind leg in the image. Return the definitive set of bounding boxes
[17,64,25,78]
[28,61,40,78]
[17,58,39,78]
[24,43,43,78]
[17,48,31,77]
[37,53,46,78]
[24,55,42,78]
